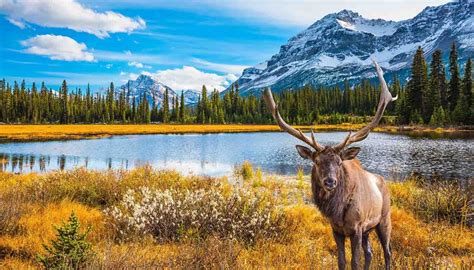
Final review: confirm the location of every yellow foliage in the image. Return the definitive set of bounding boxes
[0,200,105,258]
[4,123,456,143]
[0,257,36,270]
[0,168,472,268]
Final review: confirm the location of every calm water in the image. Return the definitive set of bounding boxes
[0,132,472,180]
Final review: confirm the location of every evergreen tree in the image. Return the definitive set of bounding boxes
[406,47,428,123]
[448,42,461,111]
[162,88,169,123]
[179,91,185,123]
[201,85,208,123]
[462,58,472,110]
[38,212,94,269]
[428,50,443,119]
[60,80,69,124]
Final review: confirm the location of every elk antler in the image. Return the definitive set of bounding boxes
[263,88,325,152]
[334,60,398,151]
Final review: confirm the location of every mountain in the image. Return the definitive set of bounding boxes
[231,0,474,95]
[117,75,201,107]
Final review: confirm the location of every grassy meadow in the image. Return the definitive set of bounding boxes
[0,164,472,269]
[0,124,471,142]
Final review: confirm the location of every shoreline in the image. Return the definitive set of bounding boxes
[0,124,472,142]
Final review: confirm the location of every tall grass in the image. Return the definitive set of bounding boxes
[0,166,472,268]
[390,176,472,226]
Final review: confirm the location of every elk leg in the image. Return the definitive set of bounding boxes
[333,231,346,270]
[376,220,392,270]
[350,229,362,270]
[362,233,372,270]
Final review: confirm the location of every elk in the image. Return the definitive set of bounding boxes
[263,61,397,270]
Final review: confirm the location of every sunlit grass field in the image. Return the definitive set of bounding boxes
[0,124,469,142]
[0,164,472,269]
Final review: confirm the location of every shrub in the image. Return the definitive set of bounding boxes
[390,177,472,226]
[107,186,284,243]
[0,190,26,236]
[253,167,263,187]
[38,212,94,269]
[237,161,254,181]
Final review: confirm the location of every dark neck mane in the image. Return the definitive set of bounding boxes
[312,168,353,222]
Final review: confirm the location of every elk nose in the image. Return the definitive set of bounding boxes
[324,178,336,189]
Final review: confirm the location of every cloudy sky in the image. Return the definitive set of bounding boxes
[0,0,451,92]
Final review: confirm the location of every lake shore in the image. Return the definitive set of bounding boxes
[0,124,472,142]
[0,167,471,268]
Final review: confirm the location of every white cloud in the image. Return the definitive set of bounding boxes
[128,61,151,69]
[153,66,235,91]
[126,0,450,26]
[121,66,235,91]
[21,34,95,62]
[226,0,451,25]
[0,0,145,38]
[192,58,248,75]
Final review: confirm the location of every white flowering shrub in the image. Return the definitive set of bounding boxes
[107,187,284,243]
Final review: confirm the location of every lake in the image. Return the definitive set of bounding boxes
[0,132,472,180]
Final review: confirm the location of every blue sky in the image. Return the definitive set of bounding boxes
[0,0,450,92]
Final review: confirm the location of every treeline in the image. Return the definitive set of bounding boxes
[0,77,392,125]
[0,43,472,126]
[397,43,472,125]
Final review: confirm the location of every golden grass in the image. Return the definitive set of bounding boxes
[0,167,472,268]
[0,201,105,259]
[0,124,471,142]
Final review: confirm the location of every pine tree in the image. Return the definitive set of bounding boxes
[428,50,443,120]
[107,82,115,123]
[448,42,461,111]
[60,80,69,124]
[406,47,428,123]
[179,91,185,123]
[38,212,94,269]
[462,58,472,110]
[162,88,169,123]
[201,85,208,123]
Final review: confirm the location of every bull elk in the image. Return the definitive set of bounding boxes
[263,60,397,270]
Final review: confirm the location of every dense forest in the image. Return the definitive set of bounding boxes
[0,43,472,126]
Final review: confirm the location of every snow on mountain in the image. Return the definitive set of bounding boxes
[230,0,474,95]
[182,89,201,105]
[117,75,200,107]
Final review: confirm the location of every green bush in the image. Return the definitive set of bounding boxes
[38,212,94,269]
[238,161,254,181]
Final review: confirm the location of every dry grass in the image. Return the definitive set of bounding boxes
[0,167,472,269]
[4,123,466,142]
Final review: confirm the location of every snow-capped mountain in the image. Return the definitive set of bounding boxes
[182,89,201,105]
[117,75,201,107]
[231,0,474,95]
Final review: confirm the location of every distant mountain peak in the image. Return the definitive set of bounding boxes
[117,75,200,107]
[229,1,473,95]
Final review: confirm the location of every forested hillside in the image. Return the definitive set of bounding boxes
[0,44,472,126]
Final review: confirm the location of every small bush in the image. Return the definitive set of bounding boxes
[107,186,284,243]
[38,212,94,269]
[237,161,254,181]
[253,167,263,187]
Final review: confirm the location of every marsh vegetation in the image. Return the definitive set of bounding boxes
[0,164,471,269]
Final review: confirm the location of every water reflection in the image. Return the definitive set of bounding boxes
[0,132,472,180]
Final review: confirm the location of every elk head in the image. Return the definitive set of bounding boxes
[263,60,397,192]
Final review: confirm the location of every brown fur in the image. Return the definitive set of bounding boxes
[299,146,391,270]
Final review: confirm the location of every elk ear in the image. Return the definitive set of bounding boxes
[341,147,360,160]
[296,145,313,160]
